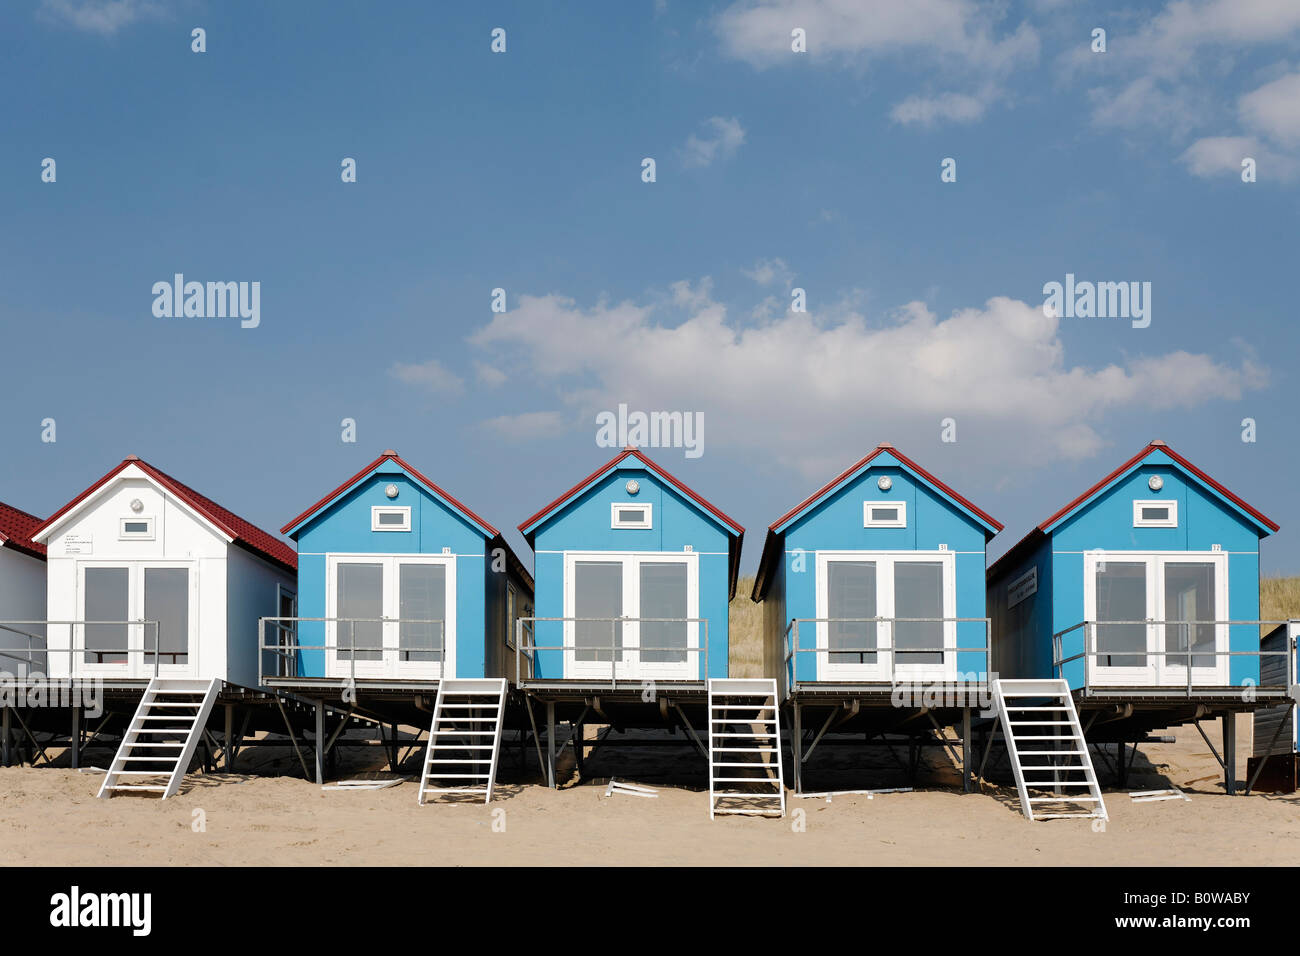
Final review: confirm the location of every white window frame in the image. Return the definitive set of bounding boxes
[118,516,155,540]
[76,560,199,679]
[610,502,653,530]
[863,501,907,528]
[815,550,956,682]
[562,550,698,681]
[1083,550,1228,687]
[324,553,455,680]
[370,506,412,532]
[1133,499,1177,528]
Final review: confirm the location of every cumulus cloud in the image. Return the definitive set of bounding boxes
[482,411,568,440]
[468,283,1266,477]
[742,257,794,288]
[388,358,464,393]
[714,0,1037,126]
[1240,72,1300,146]
[38,0,166,34]
[681,117,746,168]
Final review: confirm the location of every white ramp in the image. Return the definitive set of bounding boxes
[708,678,785,818]
[98,678,221,799]
[418,678,507,805]
[992,678,1107,822]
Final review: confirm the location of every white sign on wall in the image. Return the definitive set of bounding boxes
[63,534,93,555]
[1007,566,1037,608]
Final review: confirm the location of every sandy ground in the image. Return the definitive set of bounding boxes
[1,717,1296,866]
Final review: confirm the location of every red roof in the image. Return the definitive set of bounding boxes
[0,501,46,560]
[517,447,744,538]
[768,443,1003,533]
[34,457,297,573]
[1037,440,1278,533]
[281,450,500,539]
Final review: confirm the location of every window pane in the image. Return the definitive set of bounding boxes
[873,508,898,522]
[1141,507,1168,521]
[84,567,129,665]
[144,568,189,666]
[894,561,944,665]
[337,563,383,662]
[618,508,645,524]
[378,511,405,526]
[828,561,876,664]
[1095,562,1147,667]
[575,561,622,663]
[1164,562,1216,668]
[123,521,149,534]
[399,563,445,663]
[640,562,688,664]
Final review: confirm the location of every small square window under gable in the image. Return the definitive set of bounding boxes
[371,506,412,532]
[863,501,906,528]
[1133,499,1177,528]
[611,502,652,529]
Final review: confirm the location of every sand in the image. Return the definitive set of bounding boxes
[1,717,1296,866]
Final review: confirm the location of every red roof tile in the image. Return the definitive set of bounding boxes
[34,457,296,573]
[0,501,46,560]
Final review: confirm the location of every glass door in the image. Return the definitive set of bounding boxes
[396,559,448,679]
[81,566,132,675]
[329,561,385,678]
[892,560,949,680]
[1086,556,1156,685]
[634,557,695,680]
[1157,555,1228,685]
[569,560,629,680]
[143,566,192,676]
[820,560,886,681]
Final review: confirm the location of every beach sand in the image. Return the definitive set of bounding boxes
[1,716,1296,866]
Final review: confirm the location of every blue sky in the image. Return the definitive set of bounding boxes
[3,0,1299,574]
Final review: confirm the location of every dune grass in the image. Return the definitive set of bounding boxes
[1261,575,1300,624]
[728,575,764,677]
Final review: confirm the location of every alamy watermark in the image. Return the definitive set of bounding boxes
[1042,273,1151,328]
[595,403,704,459]
[152,274,260,329]
[0,674,102,717]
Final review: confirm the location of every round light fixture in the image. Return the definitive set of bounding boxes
[129,498,144,513]
[625,479,640,495]
[877,476,893,491]
[1148,475,1164,492]
[385,483,399,499]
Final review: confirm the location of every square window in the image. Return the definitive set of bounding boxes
[863,501,906,528]
[1133,499,1177,528]
[611,502,652,529]
[371,506,411,532]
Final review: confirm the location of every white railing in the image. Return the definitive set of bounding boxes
[783,617,993,698]
[1052,619,1298,697]
[0,620,163,678]
[258,616,445,684]
[514,616,710,690]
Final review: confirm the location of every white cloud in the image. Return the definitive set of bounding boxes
[681,116,746,168]
[474,361,508,387]
[714,0,1036,127]
[482,410,568,440]
[38,0,166,35]
[470,284,1265,478]
[389,358,464,393]
[1240,72,1300,145]
[742,257,793,288]
[1181,135,1299,181]
[890,89,992,127]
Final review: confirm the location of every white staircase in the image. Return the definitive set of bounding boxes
[418,678,508,805]
[98,678,221,799]
[992,679,1107,822]
[708,678,785,818]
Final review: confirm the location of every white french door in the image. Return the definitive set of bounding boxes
[78,562,197,679]
[563,552,699,681]
[1084,551,1228,687]
[815,551,956,682]
[326,554,455,680]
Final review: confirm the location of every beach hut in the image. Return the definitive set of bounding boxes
[0,501,47,765]
[751,443,1002,793]
[1246,622,1299,792]
[276,450,532,800]
[28,455,297,795]
[517,448,759,807]
[0,501,47,680]
[985,440,1287,796]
